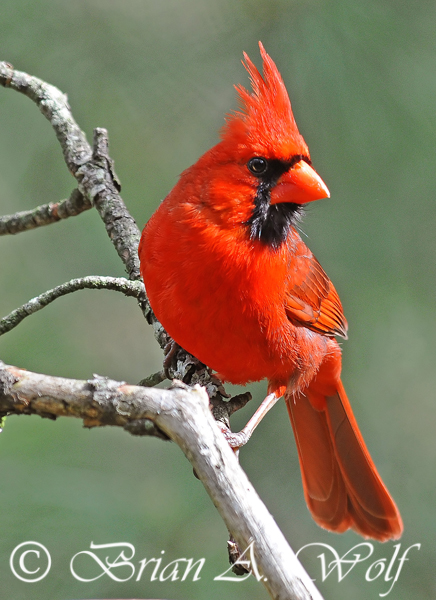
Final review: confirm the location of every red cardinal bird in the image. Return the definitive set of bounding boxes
[139,43,403,541]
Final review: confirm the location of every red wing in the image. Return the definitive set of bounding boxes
[285,249,348,339]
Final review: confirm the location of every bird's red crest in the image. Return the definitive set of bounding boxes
[222,42,309,160]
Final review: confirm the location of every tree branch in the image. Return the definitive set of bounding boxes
[0,276,146,336]
[0,361,323,600]
[0,189,91,235]
[0,62,140,281]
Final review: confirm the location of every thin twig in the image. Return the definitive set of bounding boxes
[138,370,167,387]
[0,189,91,235]
[0,276,145,336]
[0,362,324,600]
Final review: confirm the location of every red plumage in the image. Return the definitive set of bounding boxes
[139,43,403,541]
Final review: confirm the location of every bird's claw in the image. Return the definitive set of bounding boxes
[218,422,251,451]
[163,339,180,378]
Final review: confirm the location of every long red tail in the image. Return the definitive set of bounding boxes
[285,380,403,541]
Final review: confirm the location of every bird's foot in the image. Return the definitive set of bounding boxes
[163,339,180,378]
[218,392,281,450]
[218,423,251,450]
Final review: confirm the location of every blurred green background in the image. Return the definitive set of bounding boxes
[0,1,434,598]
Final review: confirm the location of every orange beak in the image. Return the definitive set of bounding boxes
[270,160,330,205]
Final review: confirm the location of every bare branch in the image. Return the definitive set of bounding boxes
[0,362,324,600]
[0,189,91,235]
[0,62,140,281]
[0,276,145,336]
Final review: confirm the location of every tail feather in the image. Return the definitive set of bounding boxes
[285,381,403,541]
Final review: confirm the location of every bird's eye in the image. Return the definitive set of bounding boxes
[247,157,268,176]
